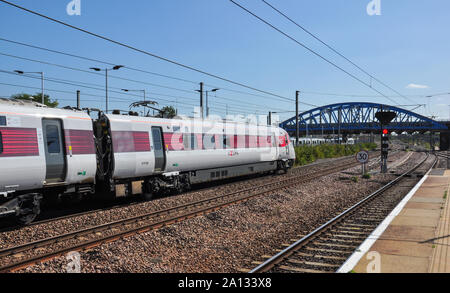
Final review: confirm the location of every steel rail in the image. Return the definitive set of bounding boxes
[10,151,379,229]
[250,153,436,273]
[0,154,380,272]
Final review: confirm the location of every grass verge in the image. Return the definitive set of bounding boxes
[294,143,377,167]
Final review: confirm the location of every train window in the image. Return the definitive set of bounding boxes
[46,125,61,153]
[0,116,6,126]
[192,134,198,149]
[153,129,163,151]
[223,136,231,149]
[0,132,3,154]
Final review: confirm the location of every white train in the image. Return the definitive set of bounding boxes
[0,99,295,224]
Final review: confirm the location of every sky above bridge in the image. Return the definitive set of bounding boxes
[0,0,449,121]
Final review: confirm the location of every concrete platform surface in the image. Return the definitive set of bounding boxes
[352,171,450,273]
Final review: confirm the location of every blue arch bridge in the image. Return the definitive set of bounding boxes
[279,102,450,150]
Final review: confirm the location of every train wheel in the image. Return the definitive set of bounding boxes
[16,194,41,225]
[17,212,38,225]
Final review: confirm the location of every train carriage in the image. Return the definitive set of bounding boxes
[100,113,295,197]
[0,99,97,223]
[0,99,295,224]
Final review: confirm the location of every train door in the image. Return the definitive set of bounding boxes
[151,126,166,172]
[42,119,66,183]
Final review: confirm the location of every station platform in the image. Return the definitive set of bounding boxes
[339,169,450,273]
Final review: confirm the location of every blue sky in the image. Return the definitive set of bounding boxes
[0,0,449,121]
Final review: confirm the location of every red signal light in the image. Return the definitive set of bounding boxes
[382,129,388,135]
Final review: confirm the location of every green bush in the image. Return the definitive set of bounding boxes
[362,173,372,179]
[293,143,376,167]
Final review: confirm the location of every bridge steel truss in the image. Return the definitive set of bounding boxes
[280,102,448,136]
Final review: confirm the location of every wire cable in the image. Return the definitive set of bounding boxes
[0,0,307,104]
[260,0,416,104]
[0,38,315,107]
[229,0,399,105]
[0,51,295,112]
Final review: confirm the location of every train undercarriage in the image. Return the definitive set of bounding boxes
[0,159,294,225]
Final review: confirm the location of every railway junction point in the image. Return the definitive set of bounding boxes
[339,166,450,273]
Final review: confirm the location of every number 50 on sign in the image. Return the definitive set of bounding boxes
[356,151,369,164]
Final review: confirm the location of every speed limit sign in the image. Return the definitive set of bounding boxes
[356,151,369,164]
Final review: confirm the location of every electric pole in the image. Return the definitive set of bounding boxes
[76,90,80,109]
[199,82,204,119]
[296,91,300,146]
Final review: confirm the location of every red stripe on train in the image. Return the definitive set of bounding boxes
[64,129,95,155]
[0,127,39,157]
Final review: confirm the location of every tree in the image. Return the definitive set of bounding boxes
[11,93,59,108]
[155,106,177,119]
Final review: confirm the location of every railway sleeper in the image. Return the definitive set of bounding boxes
[330,229,370,236]
[312,242,356,249]
[277,265,332,274]
[324,233,366,240]
[286,258,340,269]
[341,223,374,228]
[305,247,352,255]
[316,238,359,245]
[309,244,355,253]
[295,252,347,261]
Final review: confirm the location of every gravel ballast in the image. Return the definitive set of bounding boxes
[15,151,419,273]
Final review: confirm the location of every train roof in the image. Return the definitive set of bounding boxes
[0,98,48,108]
[0,98,91,120]
[106,113,280,130]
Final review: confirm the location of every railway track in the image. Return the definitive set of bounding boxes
[0,150,387,273]
[249,152,437,273]
[2,150,382,230]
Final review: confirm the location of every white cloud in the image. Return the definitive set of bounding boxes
[406,83,429,89]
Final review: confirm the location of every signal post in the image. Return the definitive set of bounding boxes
[381,128,389,173]
[375,110,397,173]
